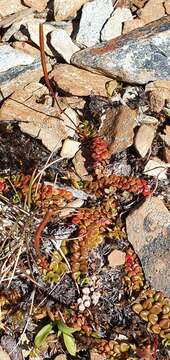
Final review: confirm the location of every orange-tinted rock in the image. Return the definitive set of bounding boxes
[126,197,170,296]
[50,64,113,97]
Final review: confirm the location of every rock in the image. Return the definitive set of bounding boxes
[101,7,133,41]
[60,139,81,158]
[23,0,47,12]
[27,22,79,60]
[164,147,170,163]
[137,0,165,24]
[73,150,89,179]
[0,44,35,73]
[71,16,170,84]
[108,250,126,267]
[135,124,156,157]
[54,0,89,20]
[50,30,79,63]
[160,125,170,147]
[13,41,40,57]
[131,0,148,8]
[123,18,145,34]
[109,106,137,155]
[126,197,170,297]
[165,0,170,14]
[50,64,113,97]
[0,0,25,16]
[0,82,79,152]
[0,8,34,29]
[76,0,114,47]
[138,114,158,125]
[0,60,51,99]
[0,347,10,360]
[144,157,169,180]
[1,335,23,360]
[59,199,84,218]
[145,80,170,113]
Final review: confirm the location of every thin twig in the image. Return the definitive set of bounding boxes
[39,23,62,114]
[7,241,24,288]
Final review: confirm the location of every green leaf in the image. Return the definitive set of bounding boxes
[63,333,76,356]
[34,323,52,348]
[56,320,79,335]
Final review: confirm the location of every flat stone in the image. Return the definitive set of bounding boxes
[27,22,79,61]
[13,41,40,57]
[143,157,169,180]
[50,30,79,63]
[54,0,89,20]
[0,0,25,16]
[145,80,170,113]
[164,147,170,163]
[131,0,148,8]
[60,139,81,158]
[72,150,91,180]
[71,16,170,84]
[73,150,90,180]
[50,64,113,97]
[108,250,126,267]
[0,44,34,73]
[135,124,156,157]
[138,114,158,125]
[101,7,133,41]
[123,18,145,34]
[137,0,165,24]
[0,60,51,99]
[0,347,10,360]
[23,0,47,12]
[0,82,79,152]
[165,0,170,14]
[160,125,170,147]
[109,106,137,155]
[76,0,113,47]
[126,197,170,297]
[59,199,84,218]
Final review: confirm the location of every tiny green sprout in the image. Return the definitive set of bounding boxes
[34,323,52,349]
[56,320,79,357]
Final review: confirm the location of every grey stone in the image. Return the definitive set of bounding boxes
[126,197,170,296]
[0,44,34,73]
[72,16,170,84]
[76,0,114,47]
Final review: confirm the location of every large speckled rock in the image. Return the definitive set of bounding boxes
[126,197,170,296]
[71,16,170,84]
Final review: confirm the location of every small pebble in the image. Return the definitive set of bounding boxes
[82,287,90,295]
[82,294,90,302]
[84,300,91,308]
[79,303,85,312]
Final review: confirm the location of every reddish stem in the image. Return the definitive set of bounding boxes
[39,23,62,113]
[34,209,53,256]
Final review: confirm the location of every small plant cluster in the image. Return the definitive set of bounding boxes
[65,308,93,336]
[86,174,150,197]
[43,241,68,284]
[10,173,73,211]
[90,135,111,168]
[78,119,96,138]
[132,288,170,343]
[70,200,117,278]
[94,338,135,359]
[123,248,144,293]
